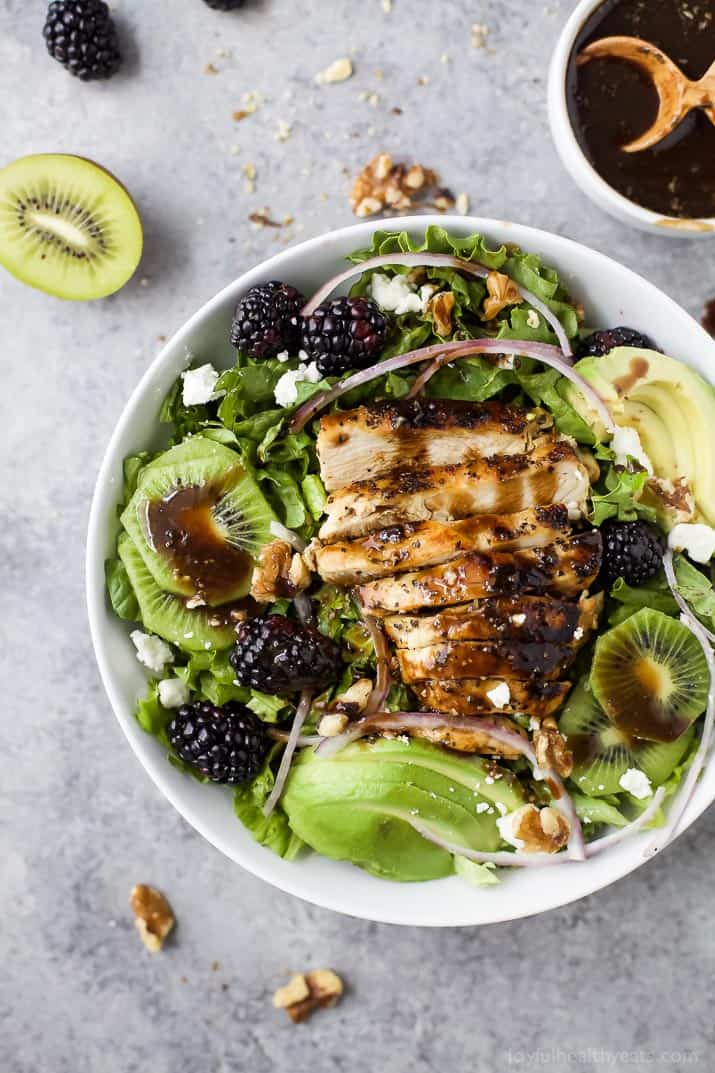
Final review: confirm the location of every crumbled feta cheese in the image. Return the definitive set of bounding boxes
[130,630,174,673]
[495,801,508,816]
[611,425,653,474]
[475,801,490,814]
[526,309,540,329]
[182,363,220,406]
[511,613,527,627]
[369,272,423,315]
[275,350,291,363]
[274,361,323,407]
[485,681,511,709]
[619,768,653,800]
[573,626,584,641]
[158,678,190,709]
[668,522,715,564]
[496,811,526,850]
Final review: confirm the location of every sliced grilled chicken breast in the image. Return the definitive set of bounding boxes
[384,593,603,649]
[357,532,603,614]
[412,678,572,718]
[319,440,590,542]
[314,504,571,585]
[398,641,575,683]
[317,399,552,490]
[377,718,526,757]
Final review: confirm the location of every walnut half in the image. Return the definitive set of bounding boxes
[498,804,570,854]
[130,884,175,953]
[533,717,574,779]
[483,270,523,321]
[273,969,344,1024]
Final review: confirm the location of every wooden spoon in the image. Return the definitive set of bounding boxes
[577,35,715,153]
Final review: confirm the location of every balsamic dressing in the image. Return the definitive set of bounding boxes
[146,481,252,605]
[567,0,715,218]
[703,298,715,336]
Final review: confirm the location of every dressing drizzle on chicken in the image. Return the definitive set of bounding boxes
[313,398,602,755]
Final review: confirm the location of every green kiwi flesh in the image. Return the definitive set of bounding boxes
[118,533,238,652]
[590,608,709,744]
[0,154,143,300]
[121,439,277,607]
[559,678,694,797]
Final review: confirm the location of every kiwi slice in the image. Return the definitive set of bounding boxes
[590,608,708,744]
[559,678,694,797]
[0,154,143,300]
[121,439,277,607]
[118,534,237,652]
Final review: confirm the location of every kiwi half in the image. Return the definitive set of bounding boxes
[559,678,694,797]
[118,534,237,652]
[590,608,708,744]
[0,154,143,300]
[121,439,277,607]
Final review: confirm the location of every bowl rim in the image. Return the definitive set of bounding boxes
[547,0,715,237]
[87,213,715,926]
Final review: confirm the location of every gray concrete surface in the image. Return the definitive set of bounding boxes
[2,2,714,1071]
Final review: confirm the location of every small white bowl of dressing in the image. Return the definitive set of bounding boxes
[548,0,715,238]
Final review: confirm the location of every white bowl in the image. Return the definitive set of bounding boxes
[87,215,715,926]
[548,0,715,238]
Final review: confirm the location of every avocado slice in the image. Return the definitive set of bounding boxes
[281,738,525,882]
[566,347,715,526]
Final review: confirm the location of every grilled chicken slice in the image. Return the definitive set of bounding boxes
[398,641,575,683]
[317,399,552,490]
[313,504,571,585]
[379,718,526,757]
[357,532,603,614]
[412,678,573,719]
[319,440,590,542]
[384,593,603,649]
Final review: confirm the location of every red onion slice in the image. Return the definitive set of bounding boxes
[301,252,573,358]
[663,549,715,645]
[408,818,565,869]
[269,520,307,553]
[268,728,322,747]
[642,556,715,858]
[315,709,585,861]
[289,337,612,435]
[294,592,313,625]
[263,689,313,817]
[361,613,392,716]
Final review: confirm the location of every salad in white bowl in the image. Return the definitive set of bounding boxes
[100,223,715,894]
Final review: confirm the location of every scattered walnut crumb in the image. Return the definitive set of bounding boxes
[350,152,447,217]
[243,162,257,181]
[532,717,574,778]
[428,291,456,337]
[316,57,353,85]
[275,120,293,142]
[483,270,523,320]
[273,970,344,1024]
[382,0,392,12]
[249,210,286,229]
[471,22,489,48]
[232,109,252,122]
[204,62,219,75]
[417,74,430,85]
[130,885,175,953]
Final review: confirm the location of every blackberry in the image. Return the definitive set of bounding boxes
[168,701,268,784]
[203,0,244,8]
[43,0,121,81]
[599,519,666,589]
[231,614,341,694]
[576,327,657,359]
[230,280,305,360]
[301,296,389,377]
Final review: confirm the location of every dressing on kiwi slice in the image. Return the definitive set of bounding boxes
[121,438,278,608]
[118,534,240,652]
[0,154,143,300]
[590,608,709,744]
[559,678,694,798]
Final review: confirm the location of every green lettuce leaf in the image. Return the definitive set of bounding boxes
[608,573,678,626]
[105,557,140,622]
[673,553,715,631]
[233,744,304,859]
[590,464,656,526]
[454,856,500,887]
[513,366,596,444]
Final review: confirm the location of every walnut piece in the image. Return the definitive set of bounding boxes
[428,291,456,337]
[318,712,349,737]
[316,57,353,84]
[350,153,442,218]
[500,804,570,854]
[130,884,175,953]
[330,677,373,716]
[483,270,523,321]
[251,540,310,602]
[273,969,344,1024]
[533,717,574,778]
